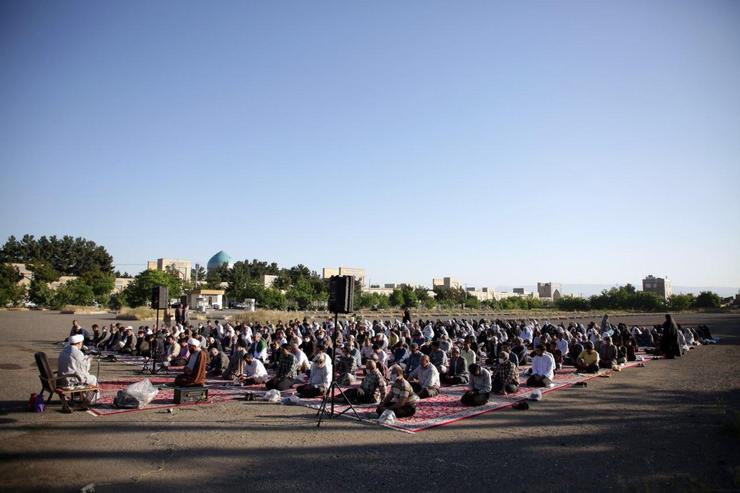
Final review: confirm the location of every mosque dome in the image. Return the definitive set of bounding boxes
[207,251,232,271]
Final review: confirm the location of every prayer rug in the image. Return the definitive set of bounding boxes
[87,377,246,416]
[292,353,662,433]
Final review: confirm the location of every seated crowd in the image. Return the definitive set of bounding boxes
[63,313,710,417]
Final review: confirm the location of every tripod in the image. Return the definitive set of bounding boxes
[316,312,362,427]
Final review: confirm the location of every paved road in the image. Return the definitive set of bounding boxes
[0,311,738,492]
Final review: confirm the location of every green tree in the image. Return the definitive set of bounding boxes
[122,269,183,307]
[191,265,206,284]
[28,259,60,283]
[286,277,317,310]
[668,294,694,311]
[81,269,115,305]
[52,278,95,308]
[555,295,591,311]
[693,291,721,309]
[0,264,26,307]
[28,279,54,306]
[389,289,403,307]
[0,235,113,275]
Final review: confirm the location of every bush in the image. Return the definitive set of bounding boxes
[668,294,694,311]
[693,291,721,309]
[52,278,95,308]
[0,264,26,307]
[555,295,591,311]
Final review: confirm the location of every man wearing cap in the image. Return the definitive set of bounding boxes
[58,334,98,386]
[175,338,208,387]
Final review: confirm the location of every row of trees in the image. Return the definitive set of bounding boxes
[554,285,724,312]
[0,235,114,275]
[0,235,117,308]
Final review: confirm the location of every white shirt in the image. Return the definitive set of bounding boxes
[532,352,556,380]
[422,324,434,339]
[293,349,309,370]
[309,362,331,388]
[243,359,268,379]
[556,338,569,356]
[411,364,440,389]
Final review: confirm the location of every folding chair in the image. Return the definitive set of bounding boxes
[34,352,98,413]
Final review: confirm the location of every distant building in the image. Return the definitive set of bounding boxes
[113,277,133,293]
[364,286,395,296]
[642,275,672,300]
[9,263,33,288]
[206,251,232,273]
[261,274,278,289]
[187,289,226,310]
[537,282,562,300]
[147,258,192,280]
[322,267,366,285]
[432,277,462,290]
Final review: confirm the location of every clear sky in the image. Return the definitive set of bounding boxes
[1,1,738,289]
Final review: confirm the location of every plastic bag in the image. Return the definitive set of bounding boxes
[528,389,542,401]
[378,409,396,424]
[282,395,301,405]
[263,389,281,402]
[125,379,159,408]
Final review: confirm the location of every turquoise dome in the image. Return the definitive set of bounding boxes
[207,251,232,271]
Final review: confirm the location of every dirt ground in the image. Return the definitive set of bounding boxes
[0,311,738,493]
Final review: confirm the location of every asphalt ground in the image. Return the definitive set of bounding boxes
[0,311,738,493]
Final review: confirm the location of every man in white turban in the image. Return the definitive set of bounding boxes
[175,338,208,387]
[58,334,98,386]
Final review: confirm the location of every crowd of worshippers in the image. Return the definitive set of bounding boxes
[64,314,713,417]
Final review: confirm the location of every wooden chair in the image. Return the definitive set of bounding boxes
[35,352,98,413]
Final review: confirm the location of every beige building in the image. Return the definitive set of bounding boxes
[322,267,366,285]
[537,282,562,300]
[114,277,134,293]
[260,274,278,289]
[642,275,672,300]
[187,289,225,310]
[432,277,462,290]
[147,258,192,280]
[9,263,33,288]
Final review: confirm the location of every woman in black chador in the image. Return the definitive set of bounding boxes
[660,314,682,359]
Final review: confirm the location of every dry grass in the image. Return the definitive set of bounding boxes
[60,305,108,314]
[116,306,156,320]
[226,309,318,324]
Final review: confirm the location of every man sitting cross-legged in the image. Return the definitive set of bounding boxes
[408,354,440,398]
[239,352,269,385]
[296,353,332,398]
[575,341,600,373]
[461,364,492,406]
[441,346,469,385]
[376,365,419,418]
[175,338,208,387]
[339,360,387,405]
[265,344,297,391]
[491,350,519,395]
[526,344,555,388]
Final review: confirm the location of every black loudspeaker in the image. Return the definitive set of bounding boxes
[328,275,354,314]
[151,286,169,309]
[180,295,188,307]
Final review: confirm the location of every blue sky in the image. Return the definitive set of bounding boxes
[1,1,738,289]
